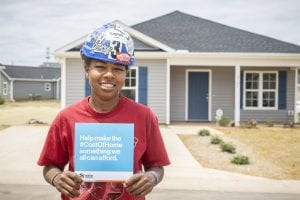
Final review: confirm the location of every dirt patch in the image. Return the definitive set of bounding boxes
[0,100,60,126]
[179,126,300,180]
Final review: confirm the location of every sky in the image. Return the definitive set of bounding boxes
[0,0,300,66]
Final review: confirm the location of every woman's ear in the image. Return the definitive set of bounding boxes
[84,65,89,78]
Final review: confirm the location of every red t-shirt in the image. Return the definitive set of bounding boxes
[38,95,170,200]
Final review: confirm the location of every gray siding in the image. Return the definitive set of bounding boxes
[240,68,295,122]
[211,67,235,121]
[13,81,56,100]
[170,66,185,121]
[170,66,235,122]
[135,59,168,123]
[65,59,85,106]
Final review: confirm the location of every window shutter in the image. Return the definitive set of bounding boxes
[85,77,91,97]
[240,71,243,109]
[278,71,287,110]
[138,67,148,105]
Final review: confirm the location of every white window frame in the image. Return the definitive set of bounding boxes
[3,82,8,95]
[243,71,278,110]
[44,83,51,92]
[122,66,138,102]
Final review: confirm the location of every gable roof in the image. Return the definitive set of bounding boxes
[56,20,174,54]
[132,11,300,53]
[1,65,61,80]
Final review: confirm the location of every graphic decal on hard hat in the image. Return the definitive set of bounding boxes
[80,23,135,66]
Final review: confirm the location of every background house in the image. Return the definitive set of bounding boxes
[55,11,300,125]
[0,64,61,101]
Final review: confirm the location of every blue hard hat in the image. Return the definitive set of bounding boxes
[80,23,135,66]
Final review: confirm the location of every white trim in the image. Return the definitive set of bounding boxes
[0,70,2,95]
[295,68,298,122]
[122,66,138,102]
[166,59,170,125]
[234,65,241,126]
[11,78,58,82]
[60,58,66,108]
[55,51,300,67]
[243,71,278,110]
[55,35,87,54]
[10,80,14,101]
[0,69,12,80]
[56,78,61,100]
[55,20,175,57]
[185,69,212,121]
[2,82,8,95]
[44,82,51,92]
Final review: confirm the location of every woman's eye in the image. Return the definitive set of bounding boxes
[95,66,105,69]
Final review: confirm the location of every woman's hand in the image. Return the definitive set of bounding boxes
[124,171,157,197]
[52,171,83,198]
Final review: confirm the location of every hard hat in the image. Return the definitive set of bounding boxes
[80,23,134,66]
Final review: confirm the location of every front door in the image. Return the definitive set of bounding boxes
[188,71,209,120]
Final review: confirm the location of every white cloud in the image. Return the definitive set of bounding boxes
[0,0,300,66]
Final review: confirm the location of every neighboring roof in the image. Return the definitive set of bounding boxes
[132,11,300,53]
[1,65,60,80]
[39,62,61,68]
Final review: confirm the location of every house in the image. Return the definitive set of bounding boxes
[54,11,300,125]
[0,64,61,101]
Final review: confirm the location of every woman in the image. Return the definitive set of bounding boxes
[38,23,170,200]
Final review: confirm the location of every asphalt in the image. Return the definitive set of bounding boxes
[0,125,300,199]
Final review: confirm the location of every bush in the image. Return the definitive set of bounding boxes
[245,119,257,128]
[211,135,223,144]
[265,119,274,127]
[218,116,230,127]
[220,142,236,153]
[0,96,5,105]
[231,155,250,165]
[198,129,210,136]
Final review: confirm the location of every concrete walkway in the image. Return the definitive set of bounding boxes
[0,125,300,196]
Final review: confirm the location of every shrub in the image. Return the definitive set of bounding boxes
[265,119,274,127]
[231,155,250,165]
[198,129,210,136]
[211,135,223,144]
[0,96,5,105]
[218,116,230,127]
[220,142,236,153]
[243,119,257,128]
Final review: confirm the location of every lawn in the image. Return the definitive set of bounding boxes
[0,100,60,128]
[179,125,300,180]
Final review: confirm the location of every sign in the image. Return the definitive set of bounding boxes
[215,108,223,121]
[74,123,134,182]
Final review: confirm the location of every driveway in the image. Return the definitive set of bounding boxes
[0,125,300,199]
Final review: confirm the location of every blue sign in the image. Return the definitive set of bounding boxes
[74,123,134,181]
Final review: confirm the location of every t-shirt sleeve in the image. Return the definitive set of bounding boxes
[142,109,170,169]
[37,113,69,169]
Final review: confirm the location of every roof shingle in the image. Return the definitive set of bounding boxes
[132,11,300,53]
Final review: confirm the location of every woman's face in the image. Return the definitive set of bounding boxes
[85,60,127,102]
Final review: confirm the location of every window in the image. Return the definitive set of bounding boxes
[3,82,8,95]
[244,71,278,109]
[44,83,51,91]
[121,67,137,101]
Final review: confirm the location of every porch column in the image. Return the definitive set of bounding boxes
[59,58,66,108]
[166,60,170,125]
[10,79,14,101]
[234,65,241,126]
